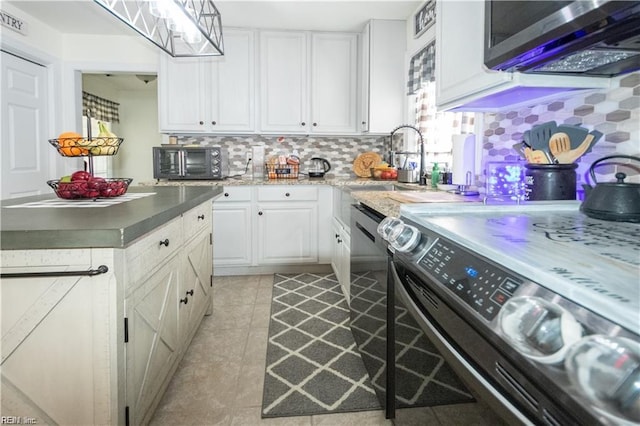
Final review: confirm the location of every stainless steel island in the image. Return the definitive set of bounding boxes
[0,185,222,425]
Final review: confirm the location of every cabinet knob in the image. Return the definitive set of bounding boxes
[335,233,340,238]
[313,122,318,127]
[338,239,342,244]
[361,121,367,125]
[197,214,205,220]
[285,192,290,197]
[224,192,229,197]
[258,211,263,216]
[301,122,306,126]
[212,121,217,125]
[180,297,189,305]
[186,289,194,296]
[199,121,204,125]
[159,238,170,247]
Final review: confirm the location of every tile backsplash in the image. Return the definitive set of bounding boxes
[176,134,387,178]
[480,72,640,198]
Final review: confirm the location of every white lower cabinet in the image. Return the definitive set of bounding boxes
[0,200,214,426]
[331,218,351,301]
[213,185,332,274]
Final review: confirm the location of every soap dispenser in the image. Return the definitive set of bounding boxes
[431,162,440,188]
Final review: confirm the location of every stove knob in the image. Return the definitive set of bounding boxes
[377,216,403,241]
[565,335,640,423]
[389,223,421,252]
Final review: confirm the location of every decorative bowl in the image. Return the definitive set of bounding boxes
[49,137,124,157]
[47,178,132,199]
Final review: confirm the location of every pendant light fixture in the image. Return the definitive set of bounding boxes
[93,0,224,57]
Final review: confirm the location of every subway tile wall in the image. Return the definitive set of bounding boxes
[177,134,387,178]
[480,72,640,197]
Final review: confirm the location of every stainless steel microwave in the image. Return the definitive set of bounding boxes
[484,0,640,76]
[153,146,229,180]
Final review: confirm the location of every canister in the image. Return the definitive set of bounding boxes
[525,163,578,201]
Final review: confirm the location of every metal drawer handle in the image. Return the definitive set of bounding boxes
[197,214,205,220]
[285,192,290,197]
[186,289,194,296]
[258,211,263,216]
[0,265,109,279]
[180,297,189,304]
[159,239,170,247]
[224,192,229,197]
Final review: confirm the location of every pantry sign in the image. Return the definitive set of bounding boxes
[1,10,27,36]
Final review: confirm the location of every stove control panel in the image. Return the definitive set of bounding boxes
[418,238,521,321]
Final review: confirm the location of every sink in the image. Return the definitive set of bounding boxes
[342,183,423,193]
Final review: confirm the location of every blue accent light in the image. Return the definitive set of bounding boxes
[465,267,478,278]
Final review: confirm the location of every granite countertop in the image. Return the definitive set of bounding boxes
[0,186,222,250]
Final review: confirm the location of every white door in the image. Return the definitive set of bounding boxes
[1,51,50,199]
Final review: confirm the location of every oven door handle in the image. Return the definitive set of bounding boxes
[355,221,376,243]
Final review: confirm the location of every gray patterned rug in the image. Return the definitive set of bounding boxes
[261,273,381,418]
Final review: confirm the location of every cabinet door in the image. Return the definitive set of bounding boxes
[435,0,510,109]
[331,218,344,280]
[180,229,212,345]
[257,202,318,264]
[212,203,253,266]
[210,28,256,132]
[158,56,213,132]
[310,33,358,133]
[259,31,308,133]
[0,252,114,426]
[125,255,180,425]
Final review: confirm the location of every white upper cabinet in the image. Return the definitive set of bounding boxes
[259,30,358,134]
[359,20,406,134]
[159,28,255,133]
[435,1,610,112]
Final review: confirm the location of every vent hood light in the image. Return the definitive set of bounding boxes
[93,0,224,57]
[535,50,640,73]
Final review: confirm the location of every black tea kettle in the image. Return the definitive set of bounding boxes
[308,157,331,178]
[580,155,640,223]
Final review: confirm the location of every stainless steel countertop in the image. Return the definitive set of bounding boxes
[0,186,222,250]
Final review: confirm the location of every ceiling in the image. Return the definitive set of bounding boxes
[9,0,420,91]
[8,1,421,34]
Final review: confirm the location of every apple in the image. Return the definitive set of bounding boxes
[71,170,92,181]
[88,176,106,191]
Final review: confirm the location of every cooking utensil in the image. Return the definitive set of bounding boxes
[529,121,558,151]
[554,134,594,164]
[524,147,552,164]
[549,132,571,159]
[580,155,640,223]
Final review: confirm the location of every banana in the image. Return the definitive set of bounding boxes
[97,121,117,138]
[91,121,119,155]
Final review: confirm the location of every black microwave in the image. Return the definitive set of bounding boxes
[153,146,229,180]
[484,0,640,76]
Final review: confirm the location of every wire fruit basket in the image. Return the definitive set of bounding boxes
[48,136,124,157]
[266,163,299,179]
[47,178,132,199]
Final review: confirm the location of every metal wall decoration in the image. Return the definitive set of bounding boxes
[93,0,224,57]
[414,0,436,38]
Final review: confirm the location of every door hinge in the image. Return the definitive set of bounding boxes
[124,317,129,343]
[209,232,213,245]
[210,275,213,287]
[125,405,130,426]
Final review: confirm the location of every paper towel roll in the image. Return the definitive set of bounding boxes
[452,134,476,185]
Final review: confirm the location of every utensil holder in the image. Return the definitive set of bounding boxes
[397,169,419,183]
[525,163,577,201]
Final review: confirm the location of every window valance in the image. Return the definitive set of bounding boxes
[82,91,120,123]
[407,41,436,95]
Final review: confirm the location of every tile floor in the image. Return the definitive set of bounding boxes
[150,275,508,426]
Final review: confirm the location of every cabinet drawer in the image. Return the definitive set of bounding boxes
[126,217,182,287]
[216,186,253,203]
[257,186,318,201]
[183,201,212,243]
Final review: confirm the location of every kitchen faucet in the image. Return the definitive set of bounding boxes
[390,124,427,185]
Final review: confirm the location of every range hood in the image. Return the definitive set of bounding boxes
[485,0,640,77]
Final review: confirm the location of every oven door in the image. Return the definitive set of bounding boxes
[390,258,537,426]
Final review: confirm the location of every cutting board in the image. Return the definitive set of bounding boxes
[387,191,479,203]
